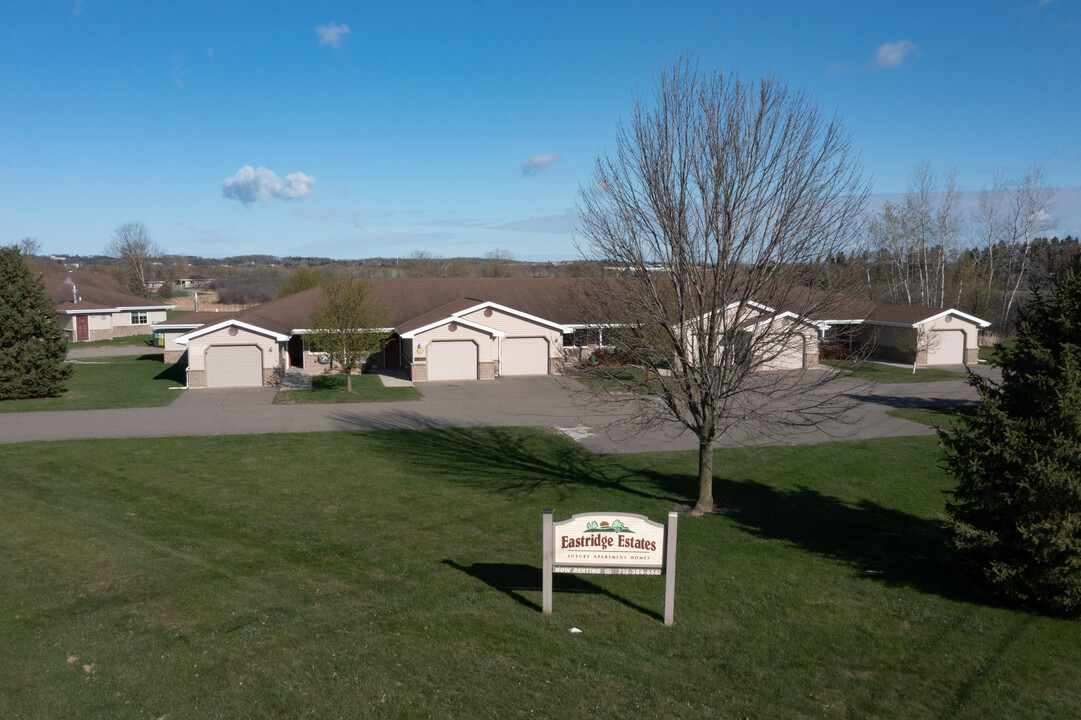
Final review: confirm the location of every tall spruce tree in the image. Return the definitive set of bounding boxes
[0,246,72,400]
[942,256,1081,615]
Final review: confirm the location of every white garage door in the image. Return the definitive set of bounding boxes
[501,337,549,376]
[206,345,263,387]
[427,341,478,381]
[927,330,965,365]
[759,334,804,371]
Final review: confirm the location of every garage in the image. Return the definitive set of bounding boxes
[206,345,263,387]
[759,334,805,370]
[927,329,965,365]
[501,337,549,376]
[427,341,478,381]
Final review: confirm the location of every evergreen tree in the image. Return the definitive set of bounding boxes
[0,246,72,400]
[942,257,1081,615]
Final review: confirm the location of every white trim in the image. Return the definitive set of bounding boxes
[451,301,567,332]
[292,327,395,335]
[740,311,825,332]
[115,304,176,311]
[152,323,203,331]
[913,309,991,329]
[59,304,173,316]
[821,308,991,330]
[175,320,290,346]
[400,316,505,339]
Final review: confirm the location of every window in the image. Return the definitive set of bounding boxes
[130,311,148,325]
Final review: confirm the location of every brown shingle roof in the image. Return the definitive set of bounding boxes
[44,272,173,311]
[165,277,991,340]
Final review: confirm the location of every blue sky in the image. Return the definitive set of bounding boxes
[2,1,1079,261]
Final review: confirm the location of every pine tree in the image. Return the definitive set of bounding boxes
[942,256,1081,615]
[0,246,72,400]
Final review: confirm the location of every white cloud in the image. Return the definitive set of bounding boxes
[868,40,921,71]
[316,22,350,49]
[521,153,560,176]
[827,62,849,75]
[222,166,316,207]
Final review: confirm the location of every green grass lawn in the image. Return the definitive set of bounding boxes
[0,355,183,412]
[887,404,978,432]
[979,340,1016,365]
[577,365,680,393]
[823,359,968,383]
[1,429,1077,718]
[273,373,421,404]
[69,333,154,349]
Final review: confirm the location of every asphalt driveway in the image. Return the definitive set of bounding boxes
[0,370,989,452]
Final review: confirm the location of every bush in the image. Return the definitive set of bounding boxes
[942,258,1081,615]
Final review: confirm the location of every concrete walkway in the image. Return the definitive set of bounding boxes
[0,370,989,453]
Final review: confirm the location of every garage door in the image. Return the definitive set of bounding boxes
[206,345,263,387]
[501,337,549,376]
[927,330,965,365]
[759,334,804,371]
[427,341,478,381]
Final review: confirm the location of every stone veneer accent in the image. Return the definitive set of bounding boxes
[187,369,206,388]
[478,361,495,380]
[164,350,187,364]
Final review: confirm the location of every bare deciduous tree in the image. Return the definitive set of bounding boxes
[965,165,1056,328]
[401,250,448,278]
[18,236,41,257]
[867,165,961,308]
[576,60,869,514]
[107,222,164,297]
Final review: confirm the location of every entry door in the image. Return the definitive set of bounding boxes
[76,316,89,341]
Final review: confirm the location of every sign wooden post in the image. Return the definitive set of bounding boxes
[542,508,554,615]
[541,509,678,626]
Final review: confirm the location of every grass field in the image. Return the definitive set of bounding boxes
[822,359,968,383]
[274,373,421,404]
[888,404,978,431]
[1,429,1077,719]
[0,355,183,413]
[69,334,154,349]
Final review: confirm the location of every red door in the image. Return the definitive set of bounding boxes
[76,316,89,341]
[383,336,401,368]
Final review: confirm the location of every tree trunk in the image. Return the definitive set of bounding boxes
[695,440,715,513]
[346,369,353,393]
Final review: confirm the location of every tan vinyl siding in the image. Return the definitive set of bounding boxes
[413,324,496,363]
[186,327,280,372]
[459,308,562,362]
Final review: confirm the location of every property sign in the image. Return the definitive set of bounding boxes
[542,509,678,626]
[552,512,665,574]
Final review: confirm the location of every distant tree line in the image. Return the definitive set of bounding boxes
[827,164,1076,336]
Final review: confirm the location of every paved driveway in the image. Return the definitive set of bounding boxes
[0,370,988,452]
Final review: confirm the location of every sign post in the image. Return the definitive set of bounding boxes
[542,509,678,626]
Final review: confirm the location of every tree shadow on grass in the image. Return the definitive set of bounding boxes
[442,560,662,621]
[357,425,689,505]
[693,475,1003,608]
